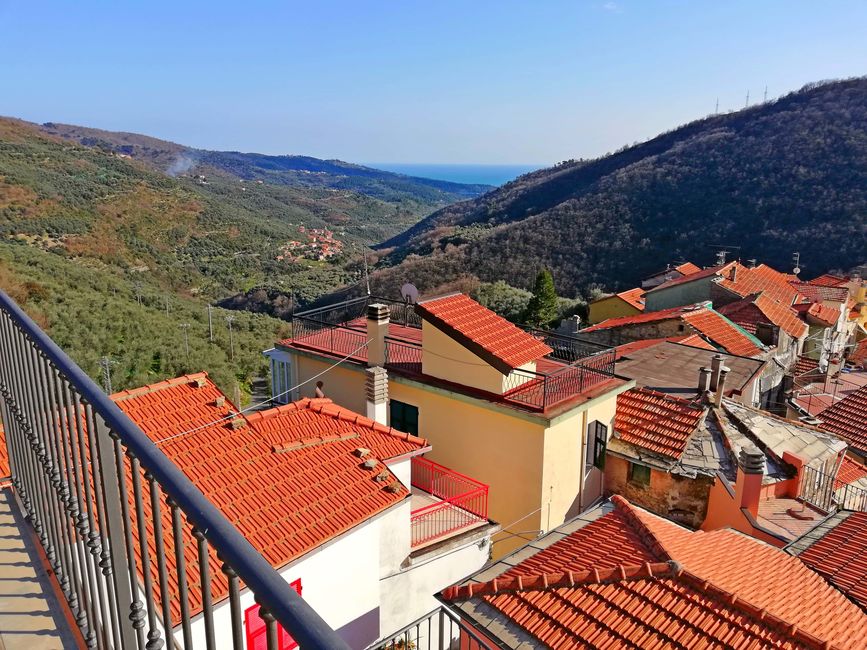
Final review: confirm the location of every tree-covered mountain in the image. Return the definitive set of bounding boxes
[38,122,492,204]
[372,78,867,298]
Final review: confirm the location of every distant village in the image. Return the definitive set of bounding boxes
[276,225,344,261]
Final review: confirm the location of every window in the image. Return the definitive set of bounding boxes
[585,420,608,470]
[245,579,302,650]
[629,462,651,487]
[390,400,419,436]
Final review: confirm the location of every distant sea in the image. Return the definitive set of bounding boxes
[368,163,543,187]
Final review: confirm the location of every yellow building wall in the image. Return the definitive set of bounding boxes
[295,353,367,413]
[389,378,547,557]
[540,395,617,529]
[588,296,641,325]
[421,322,507,394]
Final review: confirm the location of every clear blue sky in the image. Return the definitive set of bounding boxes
[1,1,865,164]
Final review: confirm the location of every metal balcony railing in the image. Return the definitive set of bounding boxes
[800,463,867,513]
[370,606,494,650]
[0,290,349,650]
[410,457,488,547]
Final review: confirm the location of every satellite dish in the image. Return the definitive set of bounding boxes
[793,267,801,275]
[400,283,419,304]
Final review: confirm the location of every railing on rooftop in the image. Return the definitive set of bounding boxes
[410,457,488,548]
[370,606,494,650]
[0,290,349,650]
[800,463,867,513]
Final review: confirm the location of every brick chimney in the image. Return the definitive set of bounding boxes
[365,366,388,425]
[367,303,389,367]
[729,264,738,282]
[709,354,724,391]
[735,445,765,518]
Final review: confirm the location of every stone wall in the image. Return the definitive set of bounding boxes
[604,455,713,529]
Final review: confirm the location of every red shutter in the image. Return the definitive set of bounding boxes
[244,579,303,650]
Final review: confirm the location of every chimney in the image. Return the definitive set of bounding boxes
[713,366,731,406]
[365,366,388,425]
[698,367,712,394]
[729,264,738,282]
[709,354,724,391]
[735,445,765,518]
[366,303,389,367]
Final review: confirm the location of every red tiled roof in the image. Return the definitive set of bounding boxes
[718,293,808,339]
[795,355,821,378]
[797,512,867,612]
[850,339,867,365]
[613,334,714,359]
[674,261,702,275]
[817,386,867,452]
[809,274,849,287]
[111,374,419,621]
[674,333,717,350]
[805,301,841,327]
[646,262,733,293]
[443,496,867,649]
[415,294,552,373]
[835,456,867,489]
[717,263,804,306]
[584,304,764,357]
[792,282,850,304]
[615,286,645,310]
[614,388,705,459]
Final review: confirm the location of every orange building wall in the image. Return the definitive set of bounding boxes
[701,477,786,547]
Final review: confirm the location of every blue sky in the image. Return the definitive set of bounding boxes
[1,1,865,164]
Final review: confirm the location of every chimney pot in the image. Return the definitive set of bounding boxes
[367,303,390,323]
[738,446,765,474]
[714,366,731,406]
[698,367,712,394]
[709,354,724,391]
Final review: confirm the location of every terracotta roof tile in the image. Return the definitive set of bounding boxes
[614,389,705,459]
[835,456,867,489]
[817,386,867,452]
[674,261,702,275]
[673,333,717,350]
[444,496,867,649]
[585,304,764,357]
[717,293,808,339]
[415,294,552,372]
[646,262,734,293]
[792,282,850,304]
[809,274,849,288]
[717,263,804,306]
[850,339,867,365]
[796,355,821,377]
[805,301,841,327]
[109,375,414,622]
[615,287,645,310]
[797,512,867,612]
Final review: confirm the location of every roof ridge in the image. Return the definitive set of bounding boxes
[674,567,844,650]
[626,387,705,414]
[111,372,210,401]
[246,398,331,422]
[609,495,672,561]
[441,561,677,601]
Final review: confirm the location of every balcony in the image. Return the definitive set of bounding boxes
[0,289,349,650]
[287,296,619,413]
[409,457,489,549]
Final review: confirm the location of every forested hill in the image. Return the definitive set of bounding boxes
[373,78,867,298]
[38,122,492,203]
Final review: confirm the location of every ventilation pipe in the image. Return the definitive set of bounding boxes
[698,367,712,394]
[714,366,731,406]
[709,354,724,391]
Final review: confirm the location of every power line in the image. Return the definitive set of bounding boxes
[152,337,372,446]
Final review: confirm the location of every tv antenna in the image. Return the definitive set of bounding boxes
[400,283,419,305]
[362,250,371,296]
[792,252,802,276]
[709,244,740,266]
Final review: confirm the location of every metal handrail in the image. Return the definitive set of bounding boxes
[0,290,349,649]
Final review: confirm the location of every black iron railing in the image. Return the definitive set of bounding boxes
[370,606,494,650]
[800,463,867,513]
[0,290,349,650]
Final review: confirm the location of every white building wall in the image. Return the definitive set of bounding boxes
[263,347,296,403]
[177,512,384,650]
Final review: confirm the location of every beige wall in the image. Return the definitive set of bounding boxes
[421,321,510,394]
[588,295,641,325]
[295,353,367,413]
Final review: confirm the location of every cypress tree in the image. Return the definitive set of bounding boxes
[522,268,559,326]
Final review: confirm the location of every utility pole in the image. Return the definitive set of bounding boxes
[99,356,114,394]
[763,85,768,103]
[715,97,719,115]
[180,323,190,357]
[165,295,170,317]
[745,90,750,108]
[226,315,235,362]
[207,304,214,342]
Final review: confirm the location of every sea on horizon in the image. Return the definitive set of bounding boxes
[368,163,543,187]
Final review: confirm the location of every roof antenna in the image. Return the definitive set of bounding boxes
[362,250,371,296]
[792,252,802,276]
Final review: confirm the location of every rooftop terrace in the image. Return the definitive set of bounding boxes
[281,295,623,415]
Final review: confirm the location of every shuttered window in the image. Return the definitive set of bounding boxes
[585,420,608,470]
[245,579,303,650]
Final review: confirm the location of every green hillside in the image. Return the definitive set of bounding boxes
[373,78,867,298]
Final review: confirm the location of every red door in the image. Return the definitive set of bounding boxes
[244,579,303,650]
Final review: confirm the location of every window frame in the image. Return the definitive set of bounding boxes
[389,399,419,436]
[245,578,302,650]
[585,420,608,471]
[628,461,651,487]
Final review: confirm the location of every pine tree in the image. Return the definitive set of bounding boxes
[522,268,559,326]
